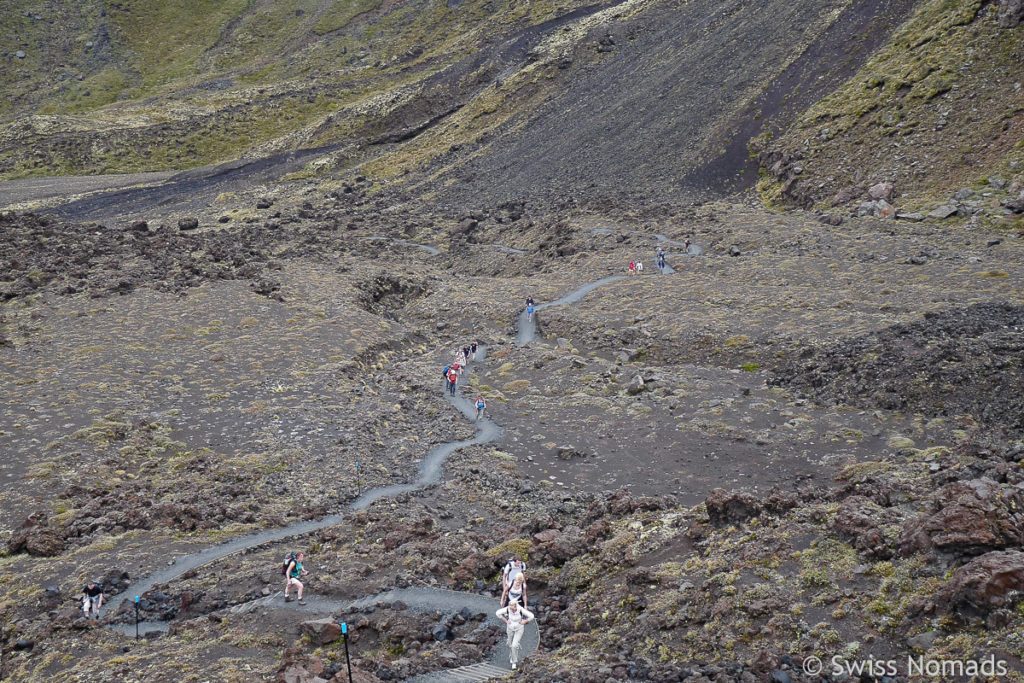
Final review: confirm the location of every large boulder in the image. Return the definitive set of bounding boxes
[936,550,1024,619]
[832,495,893,559]
[300,618,342,645]
[999,0,1024,27]
[7,512,65,556]
[705,488,762,525]
[899,479,1024,559]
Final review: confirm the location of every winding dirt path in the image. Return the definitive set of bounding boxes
[104,255,701,677]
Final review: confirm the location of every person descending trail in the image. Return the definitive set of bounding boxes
[475,395,486,421]
[283,552,308,605]
[636,260,643,274]
[526,304,534,321]
[447,367,458,396]
[455,349,467,373]
[629,260,636,275]
[684,239,692,254]
[502,572,527,609]
[443,364,452,392]
[656,248,666,271]
[526,297,534,308]
[462,345,471,362]
[496,600,535,670]
[81,580,104,619]
[471,341,478,361]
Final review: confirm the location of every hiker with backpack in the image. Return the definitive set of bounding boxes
[501,572,527,609]
[502,556,527,592]
[496,599,535,670]
[471,341,478,361]
[628,260,636,275]
[475,396,486,421]
[443,364,452,392]
[447,367,459,396]
[283,551,308,605]
[81,579,104,619]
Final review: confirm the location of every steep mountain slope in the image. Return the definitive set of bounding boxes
[758,0,1024,218]
[1,0,924,215]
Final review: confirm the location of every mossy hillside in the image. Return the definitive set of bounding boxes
[0,0,591,180]
[762,0,1024,208]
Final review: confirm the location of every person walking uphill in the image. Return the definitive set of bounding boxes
[496,600,535,670]
[283,551,309,605]
[81,579,104,619]
[447,367,459,396]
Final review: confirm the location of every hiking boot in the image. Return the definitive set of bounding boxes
[298,600,306,605]
[284,595,294,602]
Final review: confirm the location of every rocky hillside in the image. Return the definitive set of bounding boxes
[0,0,938,213]
[2,1,1024,682]
[758,0,1024,221]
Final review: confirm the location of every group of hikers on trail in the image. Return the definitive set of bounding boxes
[496,556,533,670]
[633,240,693,274]
[443,342,480,401]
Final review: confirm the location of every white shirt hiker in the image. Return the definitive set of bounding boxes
[496,604,535,668]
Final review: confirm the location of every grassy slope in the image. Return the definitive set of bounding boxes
[0,0,581,180]
[760,0,1024,209]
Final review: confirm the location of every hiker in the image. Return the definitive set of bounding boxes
[526,304,534,321]
[501,572,527,608]
[496,600,535,670]
[455,349,467,371]
[447,367,459,396]
[526,297,534,308]
[656,248,666,271]
[471,341,478,361]
[684,239,691,254]
[636,260,643,274]
[628,260,636,275]
[284,551,309,605]
[475,395,486,421]
[452,361,462,378]
[443,364,452,392]
[463,344,471,362]
[502,556,527,591]
[81,580,104,619]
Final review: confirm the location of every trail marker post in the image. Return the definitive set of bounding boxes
[134,595,140,641]
[341,621,352,681]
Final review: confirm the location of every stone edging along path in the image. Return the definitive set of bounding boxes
[106,245,694,676]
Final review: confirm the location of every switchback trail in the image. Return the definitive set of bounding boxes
[103,267,681,678]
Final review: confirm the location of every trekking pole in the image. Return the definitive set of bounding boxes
[341,621,353,682]
[134,595,140,641]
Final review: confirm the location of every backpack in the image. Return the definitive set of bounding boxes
[282,552,298,576]
[443,365,450,378]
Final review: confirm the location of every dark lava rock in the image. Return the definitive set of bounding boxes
[128,220,149,232]
[14,639,34,651]
[728,245,741,256]
[770,303,1024,435]
[177,217,199,231]
[833,495,894,559]
[899,479,1024,559]
[431,624,451,641]
[7,512,65,557]
[705,488,761,525]
[936,550,1024,619]
[998,0,1024,28]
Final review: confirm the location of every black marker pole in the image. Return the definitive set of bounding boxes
[342,621,352,682]
[134,595,140,641]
